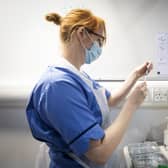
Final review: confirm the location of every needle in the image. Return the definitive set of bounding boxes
[144,65,150,81]
[144,70,148,81]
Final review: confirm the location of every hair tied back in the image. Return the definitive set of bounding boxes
[45,13,62,25]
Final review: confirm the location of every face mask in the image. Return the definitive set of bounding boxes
[85,41,102,64]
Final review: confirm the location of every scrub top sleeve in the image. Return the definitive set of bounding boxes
[44,81,105,156]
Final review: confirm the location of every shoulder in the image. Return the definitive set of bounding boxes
[33,66,86,97]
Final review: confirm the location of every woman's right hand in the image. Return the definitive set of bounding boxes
[127,82,147,108]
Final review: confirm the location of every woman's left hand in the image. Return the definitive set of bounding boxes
[134,61,153,79]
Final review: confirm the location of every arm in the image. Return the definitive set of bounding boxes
[108,61,153,107]
[108,71,138,107]
[85,82,147,165]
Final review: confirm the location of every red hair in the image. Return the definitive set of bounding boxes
[45,9,106,43]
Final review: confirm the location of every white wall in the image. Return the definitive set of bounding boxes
[1,0,168,87]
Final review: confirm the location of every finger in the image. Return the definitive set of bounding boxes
[139,81,147,87]
[143,91,147,98]
[137,84,145,91]
[144,62,149,72]
[140,89,147,98]
[142,81,147,87]
[146,61,153,73]
[149,63,153,72]
[140,83,148,93]
[140,86,147,96]
[136,82,147,90]
[146,61,152,66]
[142,87,148,93]
[141,86,147,93]
[139,62,148,71]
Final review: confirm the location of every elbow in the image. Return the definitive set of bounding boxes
[86,152,109,166]
[85,138,113,165]
[90,157,108,166]
[95,158,108,165]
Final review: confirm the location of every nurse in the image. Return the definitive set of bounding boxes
[26,9,153,168]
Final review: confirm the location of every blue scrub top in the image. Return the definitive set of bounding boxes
[26,65,111,168]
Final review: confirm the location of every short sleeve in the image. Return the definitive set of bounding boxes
[43,81,105,156]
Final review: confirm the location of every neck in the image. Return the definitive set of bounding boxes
[61,42,85,70]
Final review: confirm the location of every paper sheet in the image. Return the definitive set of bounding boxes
[156,33,168,75]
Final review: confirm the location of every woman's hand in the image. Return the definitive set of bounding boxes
[127,82,147,108]
[133,61,153,80]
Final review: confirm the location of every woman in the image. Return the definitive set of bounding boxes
[26,9,153,168]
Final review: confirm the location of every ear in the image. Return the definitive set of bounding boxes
[76,27,86,40]
[76,27,86,48]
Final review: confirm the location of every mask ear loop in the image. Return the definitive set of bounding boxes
[84,28,94,43]
[79,29,94,50]
[76,28,87,49]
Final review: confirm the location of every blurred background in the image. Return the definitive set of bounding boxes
[0,0,168,167]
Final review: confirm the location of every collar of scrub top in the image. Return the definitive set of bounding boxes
[55,57,89,79]
[55,57,103,92]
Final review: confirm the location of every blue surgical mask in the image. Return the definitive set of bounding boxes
[85,41,102,64]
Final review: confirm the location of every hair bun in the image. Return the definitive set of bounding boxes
[45,13,62,25]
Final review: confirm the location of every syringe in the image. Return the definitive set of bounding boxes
[144,65,150,81]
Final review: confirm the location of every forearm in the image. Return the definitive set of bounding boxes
[109,71,138,106]
[85,101,137,164]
